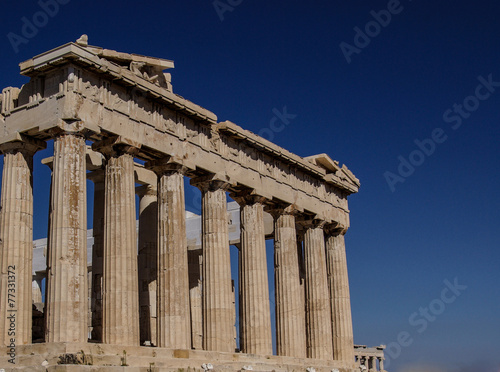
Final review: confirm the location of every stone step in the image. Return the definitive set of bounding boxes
[0,343,354,372]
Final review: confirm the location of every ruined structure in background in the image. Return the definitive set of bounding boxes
[0,36,385,371]
[354,345,387,371]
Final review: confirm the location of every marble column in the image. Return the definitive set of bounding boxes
[137,185,158,346]
[379,357,385,371]
[0,137,44,346]
[97,145,140,345]
[326,229,355,364]
[153,165,191,349]
[188,250,203,349]
[303,222,333,360]
[272,208,306,358]
[192,179,234,352]
[45,133,88,343]
[236,196,272,355]
[88,171,105,342]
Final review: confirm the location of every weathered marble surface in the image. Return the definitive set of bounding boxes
[45,133,88,343]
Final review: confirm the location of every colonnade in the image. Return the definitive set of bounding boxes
[354,345,387,372]
[356,355,385,372]
[0,133,355,364]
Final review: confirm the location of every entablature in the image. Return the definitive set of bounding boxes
[0,37,360,228]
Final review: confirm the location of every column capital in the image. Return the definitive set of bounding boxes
[266,203,303,219]
[298,218,327,230]
[0,133,46,155]
[47,119,98,138]
[190,173,232,192]
[324,223,348,236]
[146,157,189,176]
[229,189,268,206]
[92,135,141,158]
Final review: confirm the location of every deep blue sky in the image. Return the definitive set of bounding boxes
[1,1,499,371]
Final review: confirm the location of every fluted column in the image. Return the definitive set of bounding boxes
[151,163,191,349]
[0,137,45,346]
[235,195,272,355]
[137,185,158,346]
[94,141,140,345]
[188,250,203,349]
[45,133,88,343]
[191,178,233,352]
[379,357,385,371]
[303,222,333,360]
[272,207,306,358]
[88,171,105,342]
[326,229,355,364]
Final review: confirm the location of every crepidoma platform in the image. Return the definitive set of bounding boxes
[0,342,358,371]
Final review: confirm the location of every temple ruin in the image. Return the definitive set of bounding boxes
[0,36,385,371]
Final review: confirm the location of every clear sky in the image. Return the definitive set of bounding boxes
[1,1,499,371]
